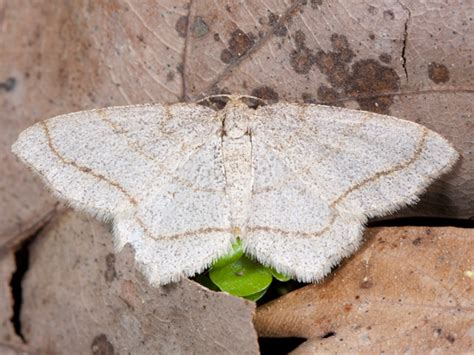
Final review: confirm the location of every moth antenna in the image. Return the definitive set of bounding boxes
[234,94,267,105]
[196,94,232,105]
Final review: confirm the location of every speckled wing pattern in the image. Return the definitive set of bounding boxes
[12,100,458,285]
[245,103,458,281]
[12,104,234,285]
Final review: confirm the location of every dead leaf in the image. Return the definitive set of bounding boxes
[254,226,474,353]
[21,211,258,354]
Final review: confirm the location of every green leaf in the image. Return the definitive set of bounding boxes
[211,239,244,269]
[244,288,268,301]
[267,267,291,282]
[209,256,273,297]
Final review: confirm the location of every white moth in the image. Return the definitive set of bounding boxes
[12,96,459,285]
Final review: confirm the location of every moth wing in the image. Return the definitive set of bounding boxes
[244,104,458,282]
[13,103,234,284]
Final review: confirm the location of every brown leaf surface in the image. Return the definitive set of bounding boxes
[255,226,474,353]
[0,253,21,347]
[0,343,31,355]
[21,211,258,354]
[1,1,472,251]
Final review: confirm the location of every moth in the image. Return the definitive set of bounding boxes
[12,96,459,285]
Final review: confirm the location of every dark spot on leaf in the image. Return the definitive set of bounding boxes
[322,331,336,338]
[317,85,340,104]
[310,0,323,9]
[428,62,450,83]
[91,334,114,355]
[302,92,317,104]
[345,59,399,113]
[412,237,422,246]
[192,16,209,38]
[176,63,184,74]
[446,334,456,343]
[175,16,188,38]
[314,33,400,114]
[290,49,316,74]
[166,71,175,82]
[290,30,317,74]
[343,304,352,312]
[268,12,288,37]
[379,53,392,63]
[369,33,375,40]
[367,5,377,15]
[220,29,256,64]
[220,49,234,64]
[0,77,16,92]
[251,86,279,103]
[330,34,355,62]
[214,33,220,42]
[383,10,395,20]
[293,30,306,48]
[314,34,354,87]
[104,253,117,282]
[360,279,374,289]
[136,34,145,43]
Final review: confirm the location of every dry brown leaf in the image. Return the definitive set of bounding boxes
[0,343,31,355]
[21,211,258,354]
[255,226,474,353]
[1,1,473,250]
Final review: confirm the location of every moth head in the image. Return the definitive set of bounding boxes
[223,99,252,139]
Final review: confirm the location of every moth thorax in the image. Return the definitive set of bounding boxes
[223,103,251,139]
